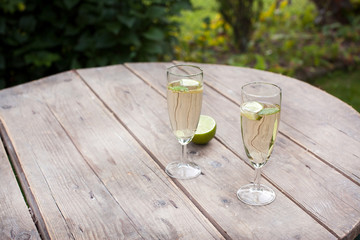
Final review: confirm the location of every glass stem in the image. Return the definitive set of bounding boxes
[253,167,262,190]
[181,144,187,164]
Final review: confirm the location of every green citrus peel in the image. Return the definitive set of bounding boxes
[192,115,217,144]
[241,101,280,121]
[169,86,189,92]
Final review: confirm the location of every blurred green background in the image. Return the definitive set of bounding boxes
[1,0,360,112]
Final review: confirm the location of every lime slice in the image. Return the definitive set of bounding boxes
[258,107,280,116]
[169,86,189,92]
[192,115,216,144]
[240,101,264,120]
[181,79,200,87]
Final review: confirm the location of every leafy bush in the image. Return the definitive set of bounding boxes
[227,0,360,80]
[217,0,263,52]
[174,13,231,63]
[174,0,360,81]
[0,0,191,88]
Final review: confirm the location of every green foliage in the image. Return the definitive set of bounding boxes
[217,0,263,52]
[173,13,231,63]
[171,0,231,63]
[176,0,360,111]
[312,67,360,113]
[0,0,191,88]
[176,0,360,81]
[227,0,360,80]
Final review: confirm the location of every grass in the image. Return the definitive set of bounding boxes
[175,0,219,36]
[175,0,360,113]
[311,67,360,112]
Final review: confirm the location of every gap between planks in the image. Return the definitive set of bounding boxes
[204,69,360,187]
[123,62,340,239]
[0,119,51,240]
[172,61,360,188]
[0,64,344,239]
[74,69,232,240]
[44,99,145,239]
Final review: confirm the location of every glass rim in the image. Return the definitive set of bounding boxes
[241,82,282,98]
[167,64,203,77]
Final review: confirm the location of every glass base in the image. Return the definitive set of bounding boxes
[165,162,201,180]
[237,183,276,206]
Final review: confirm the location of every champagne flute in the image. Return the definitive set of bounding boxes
[166,65,203,179]
[237,82,281,205]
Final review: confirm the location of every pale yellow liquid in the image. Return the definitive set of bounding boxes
[167,79,203,144]
[241,103,280,168]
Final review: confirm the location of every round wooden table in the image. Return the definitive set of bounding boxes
[0,62,359,239]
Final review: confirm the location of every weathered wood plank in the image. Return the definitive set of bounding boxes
[78,64,336,239]
[125,62,360,239]
[181,62,360,185]
[0,71,222,239]
[0,77,140,239]
[0,125,40,239]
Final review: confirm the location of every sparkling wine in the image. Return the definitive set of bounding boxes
[167,79,203,144]
[241,102,280,168]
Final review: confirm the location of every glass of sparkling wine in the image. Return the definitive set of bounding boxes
[237,82,281,205]
[166,65,203,179]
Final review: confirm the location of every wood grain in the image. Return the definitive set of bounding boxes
[0,124,40,239]
[0,71,222,239]
[125,62,360,239]
[0,76,140,239]
[182,62,360,185]
[78,64,336,239]
[0,62,358,239]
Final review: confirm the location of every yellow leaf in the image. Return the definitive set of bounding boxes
[18,2,26,11]
[280,0,288,9]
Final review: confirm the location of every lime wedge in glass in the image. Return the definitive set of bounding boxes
[240,101,264,120]
[258,107,280,116]
[192,115,217,144]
